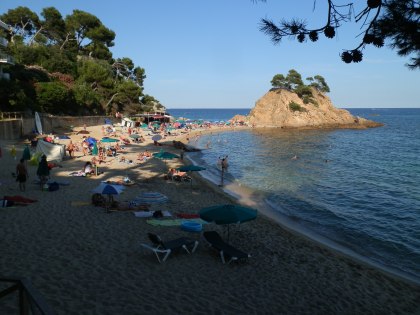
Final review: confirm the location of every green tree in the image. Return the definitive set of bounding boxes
[271,74,288,89]
[258,0,419,69]
[63,10,115,57]
[307,75,330,93]
[37,7,66,46]
[0,6,40,43]
[286,69,304,89]
[73,82,102,114]
[35,81,75,114]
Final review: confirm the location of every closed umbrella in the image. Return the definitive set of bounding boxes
[199,204,257,240]
[91,142,98,156]
[134,191,168,206]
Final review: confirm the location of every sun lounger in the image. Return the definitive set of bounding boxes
[203,231,251,264]
[141,233,199,263]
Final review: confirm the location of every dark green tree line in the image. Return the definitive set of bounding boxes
[271,69,330,105]
[0,6,164,115]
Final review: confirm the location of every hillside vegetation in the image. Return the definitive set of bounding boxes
[0,6,164,116]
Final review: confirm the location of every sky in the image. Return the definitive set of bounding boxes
[1,0,419,109]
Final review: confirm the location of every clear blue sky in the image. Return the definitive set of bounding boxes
[1,0,419,109]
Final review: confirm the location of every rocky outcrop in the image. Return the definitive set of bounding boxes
[245,88,382,129]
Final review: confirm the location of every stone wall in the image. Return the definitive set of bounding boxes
[0,116,118,140]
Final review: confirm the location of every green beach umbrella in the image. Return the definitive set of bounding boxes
[199,204,257,240]
[153,151,179,160]
[177,165,206,189]
[92,142,98,156]
[101,137,119,143]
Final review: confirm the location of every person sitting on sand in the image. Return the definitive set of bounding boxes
[167,168,176,180]
[106,148,113,157]
[83,162,95,175]
[98,149,106,163]
[144,150,152,158]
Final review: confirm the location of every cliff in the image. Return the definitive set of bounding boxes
[243,88,382,129]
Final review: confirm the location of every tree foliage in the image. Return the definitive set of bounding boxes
[258,0,419,69]
[0,6,165,115]
[271,69,327,106]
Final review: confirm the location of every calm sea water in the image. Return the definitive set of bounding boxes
[168,108,420,281]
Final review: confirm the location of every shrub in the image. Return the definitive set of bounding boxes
[289,101,307,112]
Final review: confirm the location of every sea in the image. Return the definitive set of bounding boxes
[167,108,420,283]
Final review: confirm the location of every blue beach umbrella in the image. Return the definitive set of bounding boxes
[92,183,125,212]
[92,183,125,195]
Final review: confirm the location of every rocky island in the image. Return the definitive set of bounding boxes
[233,70,382,129]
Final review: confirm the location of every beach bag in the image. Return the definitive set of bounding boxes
[48,182,59,192]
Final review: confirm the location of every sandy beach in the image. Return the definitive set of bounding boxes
[0,123,419,315]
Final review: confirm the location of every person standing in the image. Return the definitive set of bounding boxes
[37,155,50,190]
[67,140,75,158]
[16,158,29,192]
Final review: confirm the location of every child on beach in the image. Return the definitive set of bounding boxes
[16,158,29,192]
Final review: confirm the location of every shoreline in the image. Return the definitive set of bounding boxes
[0,123,419,314]
[182,126,420,286]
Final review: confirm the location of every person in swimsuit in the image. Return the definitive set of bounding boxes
[16,158,29,192]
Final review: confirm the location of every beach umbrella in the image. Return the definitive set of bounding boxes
[129,134,141,139]
[57,135,71,139]
[92,182,125,195]
[153,151,179,165]
[177,164,206,189]
[92,183,125,212]
[134,191,168,205]
[101,137,119,143]
[91,142,98,156]
[178,165,206,172]
[77,130,90,134]
[140,123,149,129]
[152,135,162,142]
[199,204,257,240]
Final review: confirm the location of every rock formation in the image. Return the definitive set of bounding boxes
[242,88,382,129]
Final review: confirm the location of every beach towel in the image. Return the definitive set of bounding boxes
[146,218,207,227]
[71,201,91,206]
[4,196,37,205]
[134,210,171,218]
[176,213,200,219]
